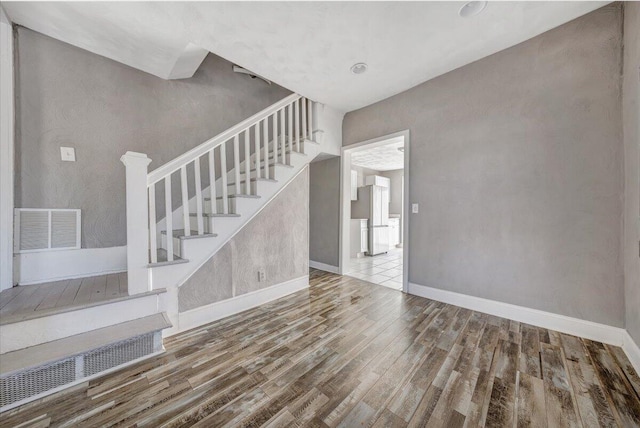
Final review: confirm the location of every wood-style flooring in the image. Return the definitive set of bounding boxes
[0,273,128,325]
[2,270,639,427]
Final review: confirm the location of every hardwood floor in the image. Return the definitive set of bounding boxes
[0,273,128,324]
[2,270,639,427]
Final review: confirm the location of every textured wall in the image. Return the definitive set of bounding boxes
[14,27,290,248]
[343,5,625,326]
[179,169,309,312]
[623,2,640,343]
[309,157,340,267]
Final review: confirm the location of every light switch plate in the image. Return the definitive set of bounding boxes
[60,147,76,162]
[412,203,419,214]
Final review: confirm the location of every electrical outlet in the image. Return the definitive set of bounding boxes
[258,269,266,282]
[60,147,76,162]
[412,203,419,214]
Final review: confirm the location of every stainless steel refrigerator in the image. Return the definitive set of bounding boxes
[354,185,389,256]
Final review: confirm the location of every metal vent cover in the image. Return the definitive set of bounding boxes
[0,358,76,408]
[84,333,155,377]
[14,209,81,253]
[0,332,160,411]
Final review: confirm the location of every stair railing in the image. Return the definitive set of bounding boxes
[121,94,315,294]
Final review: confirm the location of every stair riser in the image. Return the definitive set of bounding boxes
[160,235,185,257]
[0,294,162,354]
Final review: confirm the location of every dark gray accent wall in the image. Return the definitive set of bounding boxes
[623,2,640,343]
[309,157,341,267]
[14,27,291,248]
[179,169,309,312]
[343,5,625,327]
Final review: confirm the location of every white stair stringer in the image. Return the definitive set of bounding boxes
[151,139,319,335]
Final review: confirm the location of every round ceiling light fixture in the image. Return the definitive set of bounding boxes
[459,1,487,18]
[350,63,368,75]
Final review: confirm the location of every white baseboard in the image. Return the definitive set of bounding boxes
[622,331,640,374]
[408,282,626,347]
[309,260,340,274]
[13,246,127,285]
[175,275,309,335]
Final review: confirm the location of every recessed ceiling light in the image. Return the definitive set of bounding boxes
[350,63,368,75]
[459,1,487,18]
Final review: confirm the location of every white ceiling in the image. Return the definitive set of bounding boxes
[3,1,608,111]
[351,138,405,171]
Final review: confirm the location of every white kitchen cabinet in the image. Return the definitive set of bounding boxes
[350,170,358,201]
[364,175,390,188]
[388,218,400,248]
[350,219,368,257]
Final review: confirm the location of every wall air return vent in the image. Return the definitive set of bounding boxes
[14,209,81,253]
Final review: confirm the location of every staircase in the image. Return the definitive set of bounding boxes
[0,94,319,411]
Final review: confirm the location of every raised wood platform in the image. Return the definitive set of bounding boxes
[0,273,161,326]
[2,270,639,426]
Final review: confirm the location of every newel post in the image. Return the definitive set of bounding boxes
[121,151,152,295]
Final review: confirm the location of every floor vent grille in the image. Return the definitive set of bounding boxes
[0,359,76,408]
[0,332,161,411]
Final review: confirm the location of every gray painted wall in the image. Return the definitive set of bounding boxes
[179,169,309,312]
[623,2,640,343]
[14,27,291,248]
[343,5,625,327]
[309,157,340,267]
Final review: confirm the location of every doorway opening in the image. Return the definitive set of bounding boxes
[339,130,410,292]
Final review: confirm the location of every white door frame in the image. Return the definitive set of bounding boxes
[339,130,410,293]
[0,7,14,291]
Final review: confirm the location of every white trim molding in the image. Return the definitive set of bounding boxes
[14,246,127,285]
[622,331,640,375]
[408,282,633,355]
[174,275,309,335]
[0,6,15,291]
[309,260,340,274]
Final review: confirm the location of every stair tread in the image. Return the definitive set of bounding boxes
[190,212,241,218]
[160,229,217,240]
[205,194,261,201]
[1,312,172,376]
[227,177,278,186]
[148,249,188,267]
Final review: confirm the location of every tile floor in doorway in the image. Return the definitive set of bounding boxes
[346,248,403,290]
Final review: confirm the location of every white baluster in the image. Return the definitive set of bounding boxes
[308,99,313,141]
[180,166,190,238]
[164,175,174,261]
[244,129,251,195]
[272,112,278,167]
[233,134,241,195]
[288,103,293,153]
[295,98,300,152]
[302,97,307,146]
[263,119,269,179]
[194,158,204,235]
[255,123,261,179]
[220,142,229,213]
[208,149,217,214]
[148,184,157,264]
[280,107,286,163]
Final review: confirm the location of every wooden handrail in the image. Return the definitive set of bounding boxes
[147,93,302,186]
